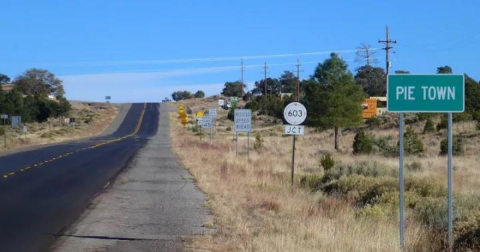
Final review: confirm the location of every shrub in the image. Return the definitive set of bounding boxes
[414,197,448,229]
[417,113,434,121]
[324,161,397,183]
[226,126,232,131]
[473,110,480,121]
[320,154,335,171]
[406,177,447,198]
[254,133,264,150]
[0,127,4,136]
[423,118,435,133]
[437,116,447,131]
[406,161,423,172]
[372,136,398,157]
[365,117,381,127]
[353,130,373,154]
[401,126,424,155]
[300,173,324,191]
[186,107,193,115]
[245,100,259,111]
[227,107,235,121]
[440,136,464,156]
[333,175,397,205]
[192,124,201,133]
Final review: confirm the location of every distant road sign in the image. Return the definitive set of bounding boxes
[11,116,21,128]
[1,114,7,119]
[218,99,225,106]
[234,109,251,132]
[201,118,212,129]
[209,108,217,118]
[284,102,307,125]
[197,111,204,118]
[387,74,464,112]
[284,125,304,135]
[105,96,111,100]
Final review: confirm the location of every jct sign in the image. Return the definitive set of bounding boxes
[387,74,464,112]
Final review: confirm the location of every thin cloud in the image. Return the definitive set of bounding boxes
[44,49,372,67]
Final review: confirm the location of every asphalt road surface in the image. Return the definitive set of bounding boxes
[0,103,159,252]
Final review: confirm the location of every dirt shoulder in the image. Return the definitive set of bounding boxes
[0,101,120,154]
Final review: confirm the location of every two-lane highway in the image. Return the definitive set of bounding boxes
[0,103,159,252]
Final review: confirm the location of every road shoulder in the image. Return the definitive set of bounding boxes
[52,103,211,252]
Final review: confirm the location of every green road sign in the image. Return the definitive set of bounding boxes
[387,74,464,112]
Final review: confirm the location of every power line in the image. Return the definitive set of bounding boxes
[264,62,268,96]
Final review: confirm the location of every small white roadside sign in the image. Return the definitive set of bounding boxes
[218,99,225,106]
[234,109,251,132]
[284,125,304,136]
[209,108,217,118]
[283,102,307,125]
[202,118,212,129]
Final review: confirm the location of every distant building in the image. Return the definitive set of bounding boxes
[362,97,387,119]
[1,84,14,93]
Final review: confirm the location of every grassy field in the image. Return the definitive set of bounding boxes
[0,101,118,152]
[170,98,480,251]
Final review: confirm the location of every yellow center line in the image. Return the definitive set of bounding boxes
[2,103,147,180]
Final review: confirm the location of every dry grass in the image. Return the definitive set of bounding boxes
[170,99,480,251]
[0,102,118,152]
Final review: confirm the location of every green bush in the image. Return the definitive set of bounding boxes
[365,117,381,127]
[324,161,396,183]
[437,116,448,131]
[371,136,398,157]
[417,113,434,121]
[192,124,201,133]
[332,175,397,205]
[254,133,264,150]
[353,130,373,154]
[440,136,464,156]
[401,126,424,155]
[227,107,235,121]
[473,110,480,121]
[320,154,335,171]
[406,177,447,198]
[245,100,260,111]
[423,118,435,134]
[406,161,423,172]
[414,197,448,229]
[226,126,232,131]
[300,173,324,191]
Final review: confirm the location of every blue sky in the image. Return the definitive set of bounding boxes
[1,0,479,102]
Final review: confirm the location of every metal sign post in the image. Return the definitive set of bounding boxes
[387,74,465,250]
[283,102,307,186]
[234,109,252,159]
[448,112,453,247]
[399,112,405,251]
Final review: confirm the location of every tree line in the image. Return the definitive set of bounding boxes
[220,53,480,150]
[171,90,205,101]
[0,69,71,123]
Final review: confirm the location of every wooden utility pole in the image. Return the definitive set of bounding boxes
[296,59,301,101]
[264,62,267,96]
[378,26,397,75]
[240,59,245,97]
